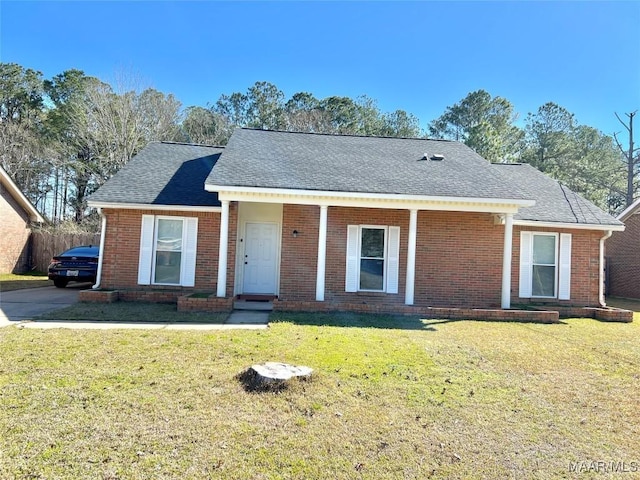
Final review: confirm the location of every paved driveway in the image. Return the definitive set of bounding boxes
[0,283,89,325]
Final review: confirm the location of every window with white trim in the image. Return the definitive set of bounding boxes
[138,215,198,287]
[154,218,183,284]
[531,234,557,297]
[346,225,400,294]
[519,231,571,299]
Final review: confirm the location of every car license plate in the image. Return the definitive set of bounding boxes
[66,270,79,277]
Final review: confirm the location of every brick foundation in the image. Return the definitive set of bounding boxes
[78,289,119,303]
[177,294,234,312]
[273,299,561,323]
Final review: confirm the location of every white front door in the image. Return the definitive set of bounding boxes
[243,222,278,294]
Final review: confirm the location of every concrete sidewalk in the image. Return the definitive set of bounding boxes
[13,320,268,331]
[1,308,270,331]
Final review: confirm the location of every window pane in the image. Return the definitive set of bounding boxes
[533,235,555,265]
[360,259,384,290]
[157,219,183,251]
[532,265,555,297]
[361,228,384,258]
[155,251,181,284]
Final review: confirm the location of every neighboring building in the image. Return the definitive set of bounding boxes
[606,198,640,299]
[87,129,623,313]
[0,166,45,273]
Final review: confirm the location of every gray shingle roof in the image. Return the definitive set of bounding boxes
[205,129,529,200]
[492,163,622,227]
[89,142,224,207]
[91,131,621,229]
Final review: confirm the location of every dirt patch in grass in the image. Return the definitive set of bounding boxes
[0,272,50,292]
[1,314,638,479]
[34,301,228,324]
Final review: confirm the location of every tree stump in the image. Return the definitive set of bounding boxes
[238,362,313,392]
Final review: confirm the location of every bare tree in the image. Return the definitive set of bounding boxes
[614,111,639,208]
[64,75,183,220]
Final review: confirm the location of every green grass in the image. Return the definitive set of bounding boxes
[35,301,229,324]
[0,272,49,291]
[0,307,638,479]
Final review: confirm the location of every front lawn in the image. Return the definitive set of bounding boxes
[0,272,49,291]
[0,310,638,479]
[34,301,229,324]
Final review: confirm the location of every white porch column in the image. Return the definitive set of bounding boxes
[316,205,328,301]
[217,200,230,298]
[405,209,418,305]
[501,213,514,309]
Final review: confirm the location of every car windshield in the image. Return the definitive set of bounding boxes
[61,246,99,257]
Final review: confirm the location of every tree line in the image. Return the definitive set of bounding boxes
[0,62,637,230]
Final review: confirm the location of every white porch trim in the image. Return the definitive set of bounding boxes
[316,205,328,301]
[209,185,533,214]
[513,219,624,232]
[405,209,418,305]
[87,201,222,213]
[502,213,514,309]
[217,200,230,297]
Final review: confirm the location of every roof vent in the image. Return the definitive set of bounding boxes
[431,154,445,161]
[419,153,429,161]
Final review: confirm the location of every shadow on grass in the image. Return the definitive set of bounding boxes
[270,311,570,330]
[270,311,447,331]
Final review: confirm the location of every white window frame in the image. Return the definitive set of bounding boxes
[152,216,186,286]
[519,231,571,300]
[358,225,388,293]
[530,232,558,299]
[346,224,400,294]
[138,214,198,287]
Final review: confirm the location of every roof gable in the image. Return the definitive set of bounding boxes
[616,197,640,221]
[89,142,224,208]
[0,165,45,222]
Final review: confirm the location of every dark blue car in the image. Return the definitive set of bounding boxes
[48,245,100,288]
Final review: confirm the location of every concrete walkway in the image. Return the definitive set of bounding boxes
[226,309,270,325]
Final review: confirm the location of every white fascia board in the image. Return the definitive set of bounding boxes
[617,197,640,221]
[88,201,222,213]
[206,185,535,214]
[514,219,625,232]
[0,167,45,223]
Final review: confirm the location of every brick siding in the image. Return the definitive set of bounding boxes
[96,203,603,311]
[607,213,640,299]
[512,226,601,307]
[280,207,602,309]
[99,205,237,298]
[0,183,31,273]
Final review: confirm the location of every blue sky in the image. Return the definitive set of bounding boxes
[1,1,638,136]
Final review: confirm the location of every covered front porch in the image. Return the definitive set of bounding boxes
[211,188,533,311]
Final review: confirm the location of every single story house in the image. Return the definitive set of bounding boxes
[606,198,640,299]
[0,165,45,273]
[86,128,624,315]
